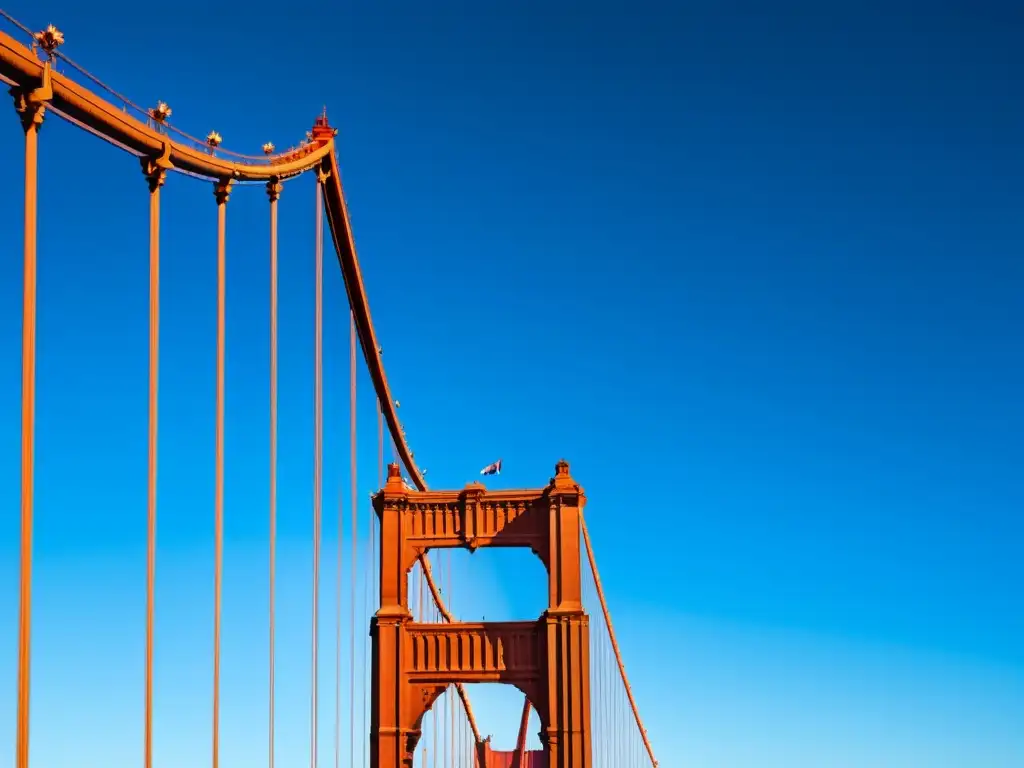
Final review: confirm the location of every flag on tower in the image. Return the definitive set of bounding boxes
[480,459,502,476]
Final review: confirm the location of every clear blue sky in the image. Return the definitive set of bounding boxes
[1,1,1022,766]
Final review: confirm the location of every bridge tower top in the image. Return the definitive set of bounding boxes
[377,459,585,507]
[310,108,335,144]
[374,459,586,614]
[370,461,593,767]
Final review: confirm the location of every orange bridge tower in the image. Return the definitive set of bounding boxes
[370,460,592,768]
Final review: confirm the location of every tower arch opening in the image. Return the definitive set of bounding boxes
[461,683,543,752]
[410,683,543,765]
[408,546,549,624]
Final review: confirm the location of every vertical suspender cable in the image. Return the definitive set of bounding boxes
[608,613,614,762]
[349,315,357,767]
[313,179,325,768]
[376,403,383,490]
[375,406,383,597]
[448,554,454,768]
[267,179,282,768]
[212,178,231,768]
[143,158,165,768]
[591,582,596,766]
[431,587,437,768]
[369,401,382,764]
[376,404,383,614]
[417,565,424,621]
[327,172,342,768]
[598,580,603,763]
[14,74,46,768]
[432,578,438,768]
[329,167,342,768]
[362,408,377,764]
[334,484,342,768]
[610,626,616,761]
[418,570,432,764]
[580,515,657,766]
[602,588,610,760]
[602,593,606,765]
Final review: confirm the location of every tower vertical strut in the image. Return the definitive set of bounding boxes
[0,33,661,764]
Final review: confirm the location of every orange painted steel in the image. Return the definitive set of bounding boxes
[3,18,464,597]
[334,485,344,768]
[3,22,496,766]
[3,18,660,765]
[1,23,467,724]
[0,23,429,564]
[371,460,592,768]
[312,180,325,768]
[476,743,547,768]
[580,516,657,767]
[0,29,332,181]
[515,698,532,759]
[4,41,546,768]
[349,312,358,768]
[267,179,281,768]
[212,177,230,768]
[142,148,166,768]
[12,56,48,768]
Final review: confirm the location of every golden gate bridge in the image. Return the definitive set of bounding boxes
[3,11,658,767]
